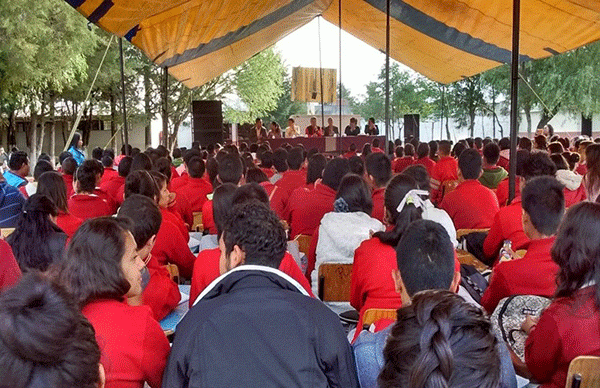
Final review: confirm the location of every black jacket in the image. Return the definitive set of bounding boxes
[162,266,359,388]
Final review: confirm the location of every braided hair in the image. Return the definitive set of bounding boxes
[379,290,500,388]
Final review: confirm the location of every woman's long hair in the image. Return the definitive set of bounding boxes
[373,175,422,247]
[37,171,69,213]
[584,144,600,201]
[379,290,500,388]
[7,194,65,272]
[68,132,81,150]
[335,174,373,215]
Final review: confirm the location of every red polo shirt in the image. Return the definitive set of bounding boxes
[170,174,188,191]
[201,199,216,235]
[575,162,587,176]
[563,185,586,208]
[271,169,307,219]
[496,177,521,207]
[343,151,357,159]
[173,177,213,212]
[440,179,499,230]
[391,156,413,173]
[260,167,274,178]
[498,155,510,171]
[0,239,20,292]
[82,299,170,388]
[100,175,125,204]
[142,253,181,321]
[94,188,117,214]
[68,194,114,220]
[482,196,530,261]
[285,183,336,239]
[173,192,193,227]
[371,147,384,154]
[430,156,458,204]
[151,219,196,278]
[62,174,74,198]
[189,249,314,306]
[371,187,385,222]
[114,184,125,206]
[414,156,436,176]
[56,211,83,238]
[101,167,118,186]
[260,181,277,198]
[480,237,558,313]
[161,207,189,242]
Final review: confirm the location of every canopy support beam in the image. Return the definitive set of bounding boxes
[508,0,521,203]
[384,0,391,147]
[119,37,129,155]
[162,66,169,147]
[337,0,342,152]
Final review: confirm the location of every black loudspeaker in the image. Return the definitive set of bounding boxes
[404,114,420,140]
[582,114,592,137]
[192,100,223,146]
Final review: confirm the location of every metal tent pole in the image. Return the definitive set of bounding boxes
[119,37,129,154]
[384,0,391,146]
[338,0,343,152]
[318,17,325,131]
[508,0,521,203]
[162,67,169,147]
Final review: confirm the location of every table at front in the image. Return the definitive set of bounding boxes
[260,135,385,154]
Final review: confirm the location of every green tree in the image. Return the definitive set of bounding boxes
[265,73,305,127]
[448,75,487,137]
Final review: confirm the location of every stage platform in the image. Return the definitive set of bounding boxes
[262,135,385,154]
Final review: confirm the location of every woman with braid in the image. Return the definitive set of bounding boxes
[379,290,501,388]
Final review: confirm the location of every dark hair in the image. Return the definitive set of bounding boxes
[259,150,273,169]
[362,143,372,158]
[322,157,350,191]
[120,144,132,156]
[521,176,564,236]
[550,154,569,171]
[336,174,373,214]
[124,170,160,202]
[379,290,500,388]
[563,152,580,171]
[585,144,600,200]
[349,143,357,152]
[212,183,238,237]
[205,157,219,187]
[458,149,482,180]
[217,153,244,184]
[117,194,162,249]
[118,156,133,178]
[187,156,206,178]
[416,143,430,159]
[396,220,455,297]
[101,154,113,168]
[438,140,451,156]
[91,147,103,161]
[373,175,422,247]
[232,183,269,206]
[68,132,81,150]
[521,151,556,181]
[518,137,532,152]
[272,148,289,173]
[7,194,65,272]
[452,142,467,158]
[348,155,365,176]
[366,153,392,187]
[103,148,115,160]
[548,142,564,155]
[307,154,327,184]
[130,152,152,172]
[534,134,547,150]
[483,142,500,165]
[372,138,381,148]
[474,137,483,149]
[428,140,438,159]
[172,148,182,159]
[515,149,530,176]
[58,151,73,165]
[37,171,69,213]
[9,151,28,171]
[223,202,287,268]
[403,164,431,191]
[245,167,269,184]
[74,160,100,193]
[0,273,101,388]
[498,137,511,150]
[183,149,201,166]
[395,146,404,158]
[152,157,172,182]
[552,202,600,308]
[287,147,304,170]
[56,217,133,305]
[404,143,415,157]
[33,160,54,181]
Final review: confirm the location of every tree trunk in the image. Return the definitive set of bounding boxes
[144,67,152,149]
[524,105,532,135]
[445,115,451,140]
[110,90,117,151]
[536,106,559,129]
[168,122,180,152]
[7,110,15,149]
[49,95,56,165]
[469,110,476,138]
[30,108,38,166]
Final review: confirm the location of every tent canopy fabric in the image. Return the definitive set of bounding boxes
[65,0,600,87]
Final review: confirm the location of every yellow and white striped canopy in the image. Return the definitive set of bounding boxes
[65,0,600,87]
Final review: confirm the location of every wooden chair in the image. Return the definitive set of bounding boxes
[456,228,490,240]
[294,234,312,256]
[0,228,15,238]
[164,264,180,285]
[456,249,489,273]
[566,356,600,388]
[362,308,397,326]
[192,212,203,232]
[318,263,352,302]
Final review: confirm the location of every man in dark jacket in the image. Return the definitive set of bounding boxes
[163,201,358,388]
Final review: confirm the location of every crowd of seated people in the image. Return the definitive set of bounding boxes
[1,129,600,388]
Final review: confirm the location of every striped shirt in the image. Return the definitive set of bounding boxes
[0,181,25,227]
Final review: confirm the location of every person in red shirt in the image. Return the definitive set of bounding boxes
[481,176,565,313]
[440,149,499,230]
[37,171,83,237]
[343,143,358,159]
[285,157,350,238]
[61,156,77,198]
[152,156,193,227]
[430,140,458,204]
[413,142,436,177]
[0,273,104,388]
[173,156,212,212]
[495,149,530,206]
[100,154,119,186]
[118,194,181,321]
[524,202,600,388]
[101,155,131,205]
[271,147,307,218]
[479,142,508,189]
[371,138,384,154]
[0,238,20,292]
[170,149,201,190]
[391,143,415,173]
[365,153,392,222]
[56,217,170,388]
[305,116,323,137]
[257,150,275,178]
[68,160,114,220]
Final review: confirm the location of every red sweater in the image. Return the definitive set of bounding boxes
[430,156,458,204]
[260,167,275,178]
[68,194,114,220]
[480,237,558,313]
[100,175,125,204]
[0,239,20,292]
[563,185,586,208]
[173,177,213,212]
[56,212,83,238]
[101,167,119,185]
[62,174,74,198]
[201,199,216,235]
[170,174,188,191]
[496,177,521,207]
[391,156,413,173]
[94,188,118,214]
[371,187,385,222]
[414,156,436,176]
[526,287,600,388]
[440,180,499,230]
[189,248,314,306]
[271,170,307,218]
[482,197,530,261]
[82,299,170,388]
[172,192,193,227]
[350,237,401,339]
[285,183,336,239]
[160,207,189,242]
[151,219,196,278]
[142,254,181,321]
